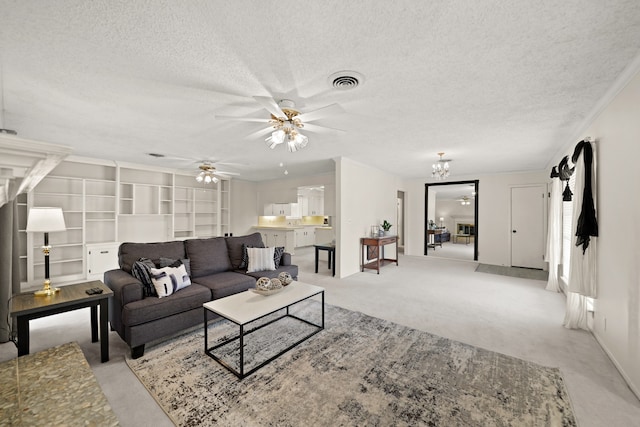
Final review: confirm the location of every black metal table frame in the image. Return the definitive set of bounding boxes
[204,290,324,379]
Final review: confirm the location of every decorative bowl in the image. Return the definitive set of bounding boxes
[253,276,284,296]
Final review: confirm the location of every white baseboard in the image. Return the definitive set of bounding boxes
[592,328,640,401]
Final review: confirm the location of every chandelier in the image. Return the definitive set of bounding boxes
[195,164,219,184]
[432,152,450,180]
[265,105,309,152]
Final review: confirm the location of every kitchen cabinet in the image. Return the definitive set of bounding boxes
[297,188,324,216]
[295,227,315,247]
[308,195,324,216]
[264,203,293,216]
[258,229,295,254]
[86,242,120,281]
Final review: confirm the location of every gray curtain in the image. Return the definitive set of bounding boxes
[0,199,21,343]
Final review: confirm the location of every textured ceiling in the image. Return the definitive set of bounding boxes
[1,1,639,181]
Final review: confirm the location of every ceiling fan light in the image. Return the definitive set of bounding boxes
[211,175,219,184]
[204,174,212,184]
[196,173,204,183]
[272,129,286,145]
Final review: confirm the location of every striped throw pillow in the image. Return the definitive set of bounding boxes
[247,247,276,273]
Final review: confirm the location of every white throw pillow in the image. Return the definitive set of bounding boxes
[247,247,276,273]
[150,263,192,298]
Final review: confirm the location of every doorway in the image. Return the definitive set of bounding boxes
[425,180,479,261]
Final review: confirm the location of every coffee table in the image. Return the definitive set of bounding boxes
[203,281,324,379]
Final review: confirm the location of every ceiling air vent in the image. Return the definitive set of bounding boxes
[328,71,364,90]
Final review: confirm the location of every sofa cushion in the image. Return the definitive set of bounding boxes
[131,258,157,297]
[225,232,264,269]
[122,283,211,327]
[150,262,192,298]
[192,272,256,300]
[273,246,285,267]
[185,237,232,278]
[119,241,186,274]
[247,247,276,273]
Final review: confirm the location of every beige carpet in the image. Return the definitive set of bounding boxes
[126,301,576,426]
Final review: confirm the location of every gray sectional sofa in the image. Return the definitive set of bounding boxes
[104,232,298,358]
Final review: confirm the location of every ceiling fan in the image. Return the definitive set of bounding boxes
[457,196,474,205]
[146,153,241,184]
[194,162,239,184]
[215,96,345,152]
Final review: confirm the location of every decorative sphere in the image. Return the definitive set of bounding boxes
[256,277,271,290]
[278,272,293,286]
[270,278,283,288]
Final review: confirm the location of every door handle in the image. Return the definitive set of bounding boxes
[512,230,517,233]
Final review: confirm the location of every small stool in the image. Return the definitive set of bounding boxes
[314,244,335,277]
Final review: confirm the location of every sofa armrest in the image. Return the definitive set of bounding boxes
[103,269,144,335]
[280,252,292,266]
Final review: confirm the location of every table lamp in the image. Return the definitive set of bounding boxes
[439,217,444,228]
[26,207,67,296]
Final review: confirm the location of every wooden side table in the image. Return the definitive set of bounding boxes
[360,235,398,274]
[10,280,113,363]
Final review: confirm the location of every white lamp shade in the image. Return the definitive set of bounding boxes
[26,207,66,232]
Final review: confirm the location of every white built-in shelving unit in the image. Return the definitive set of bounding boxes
[21,158,231,288]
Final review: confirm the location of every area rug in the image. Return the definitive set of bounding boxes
[126,302,576,426]
[476,263,549,281]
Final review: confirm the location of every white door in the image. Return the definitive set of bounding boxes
[511,185,545,269]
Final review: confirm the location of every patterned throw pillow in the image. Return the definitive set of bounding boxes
[247,247,276,273]
[157,257,192,277]
[273,246,285,267]
[149,262,192,298]
[132,258,157,297]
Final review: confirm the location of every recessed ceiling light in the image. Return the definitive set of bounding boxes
[328,71,364,90]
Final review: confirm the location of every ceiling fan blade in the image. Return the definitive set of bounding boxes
[253,96,286,118]
[296,103,344,122]
[302,123,346,134]
[245,126,275,140]
[214,115,267,123]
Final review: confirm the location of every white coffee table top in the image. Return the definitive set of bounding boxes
[203,281,324,325]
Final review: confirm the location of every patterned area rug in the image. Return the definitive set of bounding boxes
[126,302,576,426]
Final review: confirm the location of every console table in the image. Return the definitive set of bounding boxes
[427,229,443,249]
[360,235,398,274]
[10,280,112,363]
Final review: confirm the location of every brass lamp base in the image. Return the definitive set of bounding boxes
[34,279,60,296]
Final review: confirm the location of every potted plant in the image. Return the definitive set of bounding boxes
[381,220,392,236]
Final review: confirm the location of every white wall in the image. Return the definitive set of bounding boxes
[229,179,258,236]
[336,158,402,277]
[576,67,640,397]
